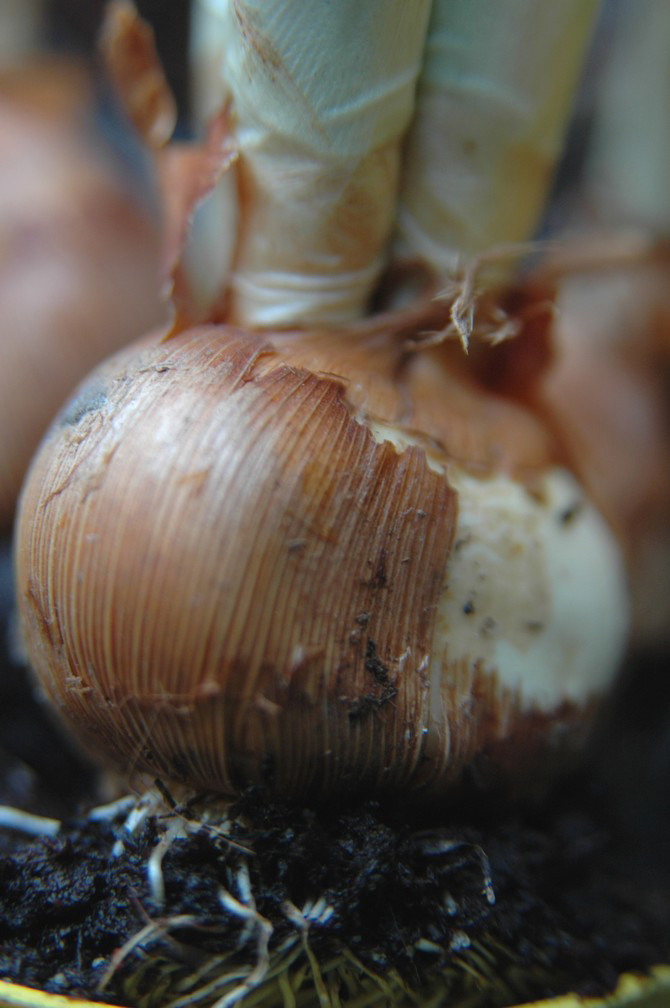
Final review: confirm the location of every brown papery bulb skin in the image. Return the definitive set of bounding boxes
[15,325,628,801]
[0,64,165,530]
[535,261,670,645]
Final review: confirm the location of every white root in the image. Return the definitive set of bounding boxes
[212,868,273,1008]
[112,788,164,856]
[0,805,60,838]
[88,794,138,821]
[147,818,188,906]
[97,913,200,993]
[105,786,251,907]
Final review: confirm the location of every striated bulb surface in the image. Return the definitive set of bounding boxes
[15,323,628,799]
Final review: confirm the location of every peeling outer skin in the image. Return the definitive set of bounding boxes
[99,0,178,150]
[157,110,239,333]
[98,2,240,333]
[16,324,628,801]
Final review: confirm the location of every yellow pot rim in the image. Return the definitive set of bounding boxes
[515,967,670,1007]
[0,967,669,1008]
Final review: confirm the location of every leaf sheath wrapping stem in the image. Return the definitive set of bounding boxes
[395,0,600,279]
[193,0,432,326]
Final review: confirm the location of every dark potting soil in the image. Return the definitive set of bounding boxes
[0,540,669,1007]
